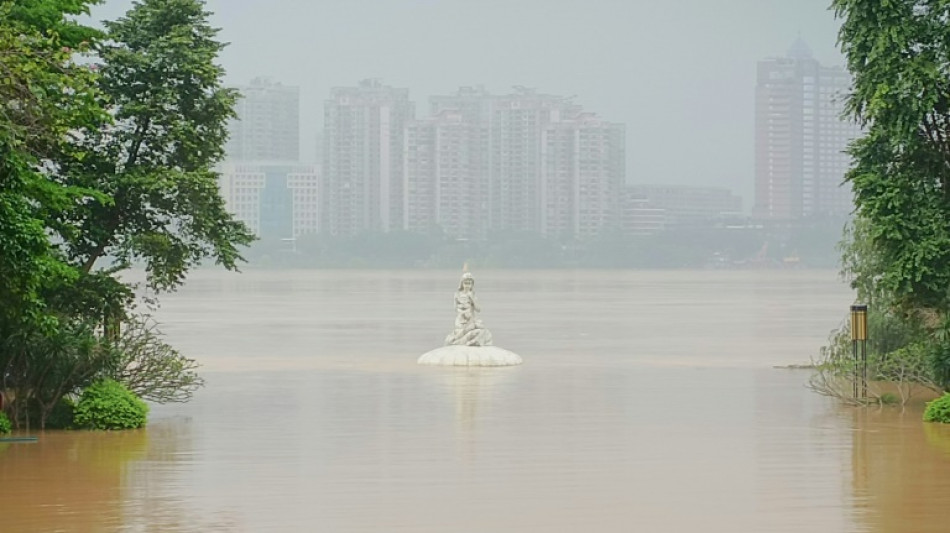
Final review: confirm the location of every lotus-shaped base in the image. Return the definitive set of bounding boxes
[417,345,523,367]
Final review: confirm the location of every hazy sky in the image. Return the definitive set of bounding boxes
[89,0,844,205]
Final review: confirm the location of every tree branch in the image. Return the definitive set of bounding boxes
[81,116,151,273]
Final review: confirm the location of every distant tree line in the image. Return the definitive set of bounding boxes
[241,219,846,269]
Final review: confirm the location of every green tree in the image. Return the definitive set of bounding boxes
[0,0,115,428]
[2,0,250,428]
[834,0,950,315]
[811,0,950,402]
[0,0,104,330]
[55,0,254,293]
[838,216,887,306]
[7,0,104,48]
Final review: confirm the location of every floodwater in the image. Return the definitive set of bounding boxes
[3,270,950,532]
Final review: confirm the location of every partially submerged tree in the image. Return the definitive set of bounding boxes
[112,316,204,403]
[0,0,115,428]
[810,313,939,406]
[2,0,251,428]
[813,1,950,403]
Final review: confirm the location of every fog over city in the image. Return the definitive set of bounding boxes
[85,2,851,272]
[82,2,859,271]
[91,0,843,198]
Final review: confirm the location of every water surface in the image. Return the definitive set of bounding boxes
[3,270,949,532]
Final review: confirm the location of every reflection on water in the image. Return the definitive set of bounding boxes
[1,270,949,532]
[851,410,950,533]
[0,430,146,532]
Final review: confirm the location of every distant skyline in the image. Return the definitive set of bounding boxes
[88,0,846,202]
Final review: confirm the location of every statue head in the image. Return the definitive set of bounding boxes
[458,272,475,291]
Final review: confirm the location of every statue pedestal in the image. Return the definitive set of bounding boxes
[417,345,523,367]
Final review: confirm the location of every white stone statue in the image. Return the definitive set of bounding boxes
[417,270,522,367]
[444,272,494,347]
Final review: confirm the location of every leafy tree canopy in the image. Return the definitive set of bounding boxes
[55,0,254,292]
[5,0,103,47]
[834,0,950,313]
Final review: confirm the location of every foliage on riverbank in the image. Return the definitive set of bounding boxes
[812,1,950,404]
[74,380,149,430]
[924,395,950,424]
[0,0,250,429]
[810,310,943,405]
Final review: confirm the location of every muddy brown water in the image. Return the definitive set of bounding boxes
[3,270,949,532]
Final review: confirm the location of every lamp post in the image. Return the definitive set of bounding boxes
[850,304,869,400]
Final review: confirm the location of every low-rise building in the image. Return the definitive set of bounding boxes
[620,192,667,236]
[626,184,742,227]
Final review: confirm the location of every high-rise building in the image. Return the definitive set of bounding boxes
[754,39,860,220]
[419,87,493,239]
[490,88,576,234]
[409,87,624,240]
[404,110,488,240]
[541,112,625,239]
[226,78,300,162]
[430,85,493,125]
[218,162,320,239]
[323,79,415,236]
[221,78,309,243]
[403,87,493,240]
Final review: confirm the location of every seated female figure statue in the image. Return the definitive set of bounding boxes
[444,272,493,347]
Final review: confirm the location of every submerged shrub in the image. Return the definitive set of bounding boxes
[0,412,11,434]
[26,397,77,430]
[924,394,950,424]
[878,392,899,406]
[113,315,204,404]
[74,380,148,430]
[46,397,76,430]
[810,309,944,405]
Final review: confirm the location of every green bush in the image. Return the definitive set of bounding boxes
[74,379,148,430]
[878,392,900,405]
[0,412,11,434]
[46,397,76,430]
[818,309,924,367]
[928,342,950,390]
[924,394,950,424]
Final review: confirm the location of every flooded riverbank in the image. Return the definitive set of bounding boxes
[4,270,947,532]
